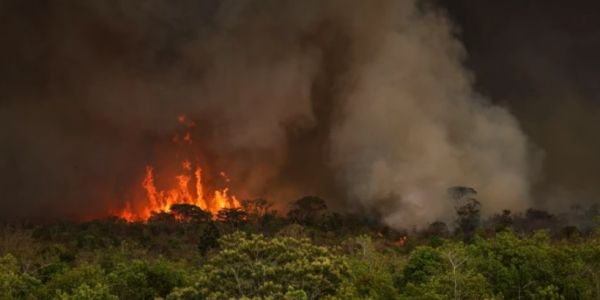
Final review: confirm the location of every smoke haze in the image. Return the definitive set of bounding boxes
[0,0,537,227]
[442,0,600,212]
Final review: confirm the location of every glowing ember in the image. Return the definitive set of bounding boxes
[118,116,240,222]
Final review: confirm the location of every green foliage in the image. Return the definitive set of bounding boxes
[401,243,494,299]
[402,246,445,285]
[166,286,202,300]
[469,231,557,298]
[558,239,600,299]
[277,224,308,239]
[0,254,45,299]
[195,231,348,299]
[107,258,186,299]
[284,289,308,300]
[57,284,118,300]
[2,204,600,299]
[46,263,108,297]
[339,235,401,299]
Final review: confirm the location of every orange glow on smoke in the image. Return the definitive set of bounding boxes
[118,116,240,221]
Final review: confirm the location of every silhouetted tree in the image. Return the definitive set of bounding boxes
[169,204,211,223]
[287,196,327,225]
[425,221,450,238]
[447,186,477,203]
[488,210,513,232]
[217,208,248,228]
[455,199,481,242]
[318,212,344,232]
[258,211,286,235]
[515,208,558,233]
[559,225,581,239]
[447,186,481,241]
[147,212,177,234]
[240,198,273,220]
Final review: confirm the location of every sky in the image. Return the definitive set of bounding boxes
[442,0,600,208]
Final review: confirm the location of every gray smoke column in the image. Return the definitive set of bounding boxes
[0,0,536,226]
[328,1,536,227]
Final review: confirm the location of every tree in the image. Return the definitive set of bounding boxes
[487,209,513,233]
[446,186,481,241]
[469,231,559,299]
[240,198,273,220]
[107,259,186,299]
[169,204,211,223]
[401,246,445,285]
[166,287,201,300]
[425,221,450,238]
[147,212,178,234]
[287,196,327,225]
[576,240,600,299]
[57,284,117,300]
[217,208,248,228]
[514,209,558,233]
[447,186,477,203]
[401,243,493,299]
[46,263,108,297]
[455,199,481,242]
[197,221,220,256]
[339,235,401,299]
[195,232,348,299]
[0,226,51,275]
[318,212,345,233]
[443,243,469,300]
[0,254,46,299]
[277,223,308,239]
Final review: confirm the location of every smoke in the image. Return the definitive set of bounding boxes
[439,0,600,213]
[0,0,535,227]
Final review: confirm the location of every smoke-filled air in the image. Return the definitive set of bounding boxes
[6,2,600,299]
[0,0,535,227]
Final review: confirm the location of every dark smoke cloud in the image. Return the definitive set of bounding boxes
[441,0,600,211]
[0,0,537,226]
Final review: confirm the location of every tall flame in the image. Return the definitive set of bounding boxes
[119,164,239,221]
[118,115,240,221]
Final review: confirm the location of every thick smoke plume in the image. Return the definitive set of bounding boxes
[0,0,535,227]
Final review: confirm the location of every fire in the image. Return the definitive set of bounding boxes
[119,164,239,222]
[118,116,240,222]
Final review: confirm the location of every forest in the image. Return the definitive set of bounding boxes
[1,193,600,300]
[3,0,600,299]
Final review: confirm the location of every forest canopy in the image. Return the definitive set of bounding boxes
[1,197,600,299]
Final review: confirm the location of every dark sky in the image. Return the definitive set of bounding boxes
[442,0,600,205]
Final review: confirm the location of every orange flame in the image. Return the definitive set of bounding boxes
[119,163,240,222]
[118,115,240,222]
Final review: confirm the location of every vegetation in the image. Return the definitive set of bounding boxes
[1,197,600,299]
